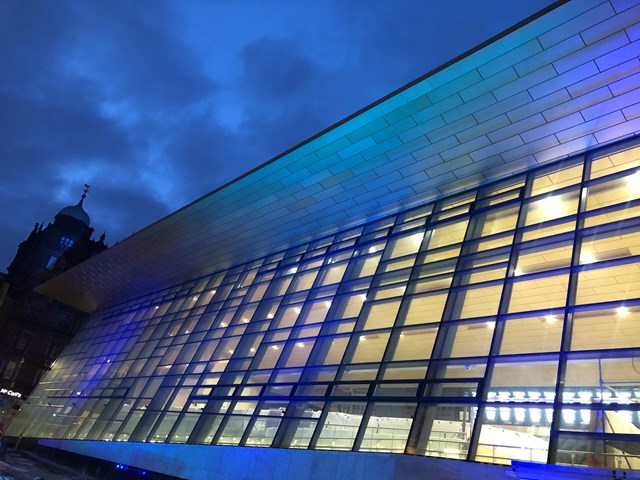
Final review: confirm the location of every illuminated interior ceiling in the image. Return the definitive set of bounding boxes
[39,0,640,312]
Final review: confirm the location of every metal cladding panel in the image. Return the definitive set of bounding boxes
[38,0,640,312]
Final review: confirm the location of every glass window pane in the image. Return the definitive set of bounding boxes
[244,417,281,447]
[475,407,550,465]
[425,220,469,250]
[217,416,251,445]
[454,284,503,319]
[374,382,419,397]
[576,261,640,306]
[571,307,640,351]
[402,293,448,325]
[508,274,569,313]
[276,401,325,448]
[470,205,519,239]
[382,362,428,380]
[282,340,315,368]
[291,270,319,292]
[523,190,579,226]
[583,204,640,228]
[515,241,573,276]
[590,144,640,179]
[586,172,640,211]
[531,162,583,196]
[360,300,402,330]
[445,321,494,358]
[418,403,477,460]
[488,357,558,395]
[307,336,349,366]
[347,254,381,279]
[331,294,366,320]
[350,332,391,364]
[384,232,425,259]
[255,343,284,369]
[318,263,348,286]
[558,406,640,433]
[359,402,415,453]
[149,413,179,443]
[565,355,640,397]
[390,326,438,361]
[580,229,640,265]
[556,433,640,469]
[284,419,319,449]
[476,233,514,251]
[422,245,462,263]
[500,315,563,354]
[459,263,507,286]
[521,221,575,242]
[315,401,366,451]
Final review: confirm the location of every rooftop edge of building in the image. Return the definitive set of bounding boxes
[37,0,640,312]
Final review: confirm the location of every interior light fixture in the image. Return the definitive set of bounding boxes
[411,232,424,244]
[544,315,557,323]
[562,409,576,424]
[514,267,523,276]
[485,407,496,421]
[579,409,591,424]
[530,408,542,423]
[539,195,562,215]
[580,251,596,264]
[617,306,630,316]
[368,246,377,254]
[499,407,510,421]
[627,170,640,190]
[486,321,496,329]
[578,391,592,402]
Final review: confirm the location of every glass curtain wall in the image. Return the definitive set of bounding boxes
[9,137,640,469]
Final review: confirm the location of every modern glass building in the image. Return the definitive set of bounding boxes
[8,1,640,478]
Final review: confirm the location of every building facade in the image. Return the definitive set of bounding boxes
[0,189,107,400]
[7,0,640,478]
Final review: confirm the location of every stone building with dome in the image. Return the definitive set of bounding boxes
[0,186,107,406]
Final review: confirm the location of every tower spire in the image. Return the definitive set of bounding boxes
[81,184,90,204]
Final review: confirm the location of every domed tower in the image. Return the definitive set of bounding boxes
[7,185,95,294]
[0,185,107,397]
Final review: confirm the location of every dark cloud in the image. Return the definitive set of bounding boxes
[0,0,555,271]
[241,38,316,100]
[85,186,172,244]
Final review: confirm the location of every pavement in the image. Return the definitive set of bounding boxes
[0,449,99,480]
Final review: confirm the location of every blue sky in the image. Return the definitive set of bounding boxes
[0,0,555,270]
